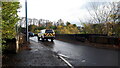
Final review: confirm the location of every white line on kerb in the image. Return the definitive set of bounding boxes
[58,55,74,68]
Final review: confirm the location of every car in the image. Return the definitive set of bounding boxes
[38,29,55,42]
[28,32,34,37]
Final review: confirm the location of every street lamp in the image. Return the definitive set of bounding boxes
[25,0,28,41]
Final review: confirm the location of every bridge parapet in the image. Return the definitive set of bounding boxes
[55,34,120,46]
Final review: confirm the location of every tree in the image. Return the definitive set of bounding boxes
[66,21,71,26]
[109,2,119,23]
[57,19,64,26]
[46,22,53,29]
[86,2,117,24]
[28,25,37,32]
[56,22,80,34]
[73,24,77,27]
[1,2,20,44]
[81,2,120,36]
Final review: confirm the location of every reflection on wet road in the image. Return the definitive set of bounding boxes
[30,36,119,66]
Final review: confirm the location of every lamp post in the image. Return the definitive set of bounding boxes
[25,0,28,41]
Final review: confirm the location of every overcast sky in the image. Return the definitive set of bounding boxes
[18,0,119,26]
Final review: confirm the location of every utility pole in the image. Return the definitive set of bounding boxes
[25,0,28,41]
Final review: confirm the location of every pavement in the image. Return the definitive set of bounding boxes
[2,40,67,67]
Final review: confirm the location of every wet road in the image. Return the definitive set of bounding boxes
[30,36,119,66]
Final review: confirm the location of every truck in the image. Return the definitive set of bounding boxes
[37,29,55,42]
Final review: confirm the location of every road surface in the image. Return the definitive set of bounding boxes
[30,36,119,66]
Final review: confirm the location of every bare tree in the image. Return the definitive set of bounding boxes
[86,2,118,24]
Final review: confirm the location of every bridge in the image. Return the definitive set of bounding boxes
[2,1,120,68]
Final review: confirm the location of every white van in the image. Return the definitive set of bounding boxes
[38,29,55,42]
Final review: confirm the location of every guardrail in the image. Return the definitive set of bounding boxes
[55,34,120,45]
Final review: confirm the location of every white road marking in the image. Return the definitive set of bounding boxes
[58,54,69,58]
[58,54,74,68]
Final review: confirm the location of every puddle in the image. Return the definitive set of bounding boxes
[30,49,39,52]
[81,59,86,62]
